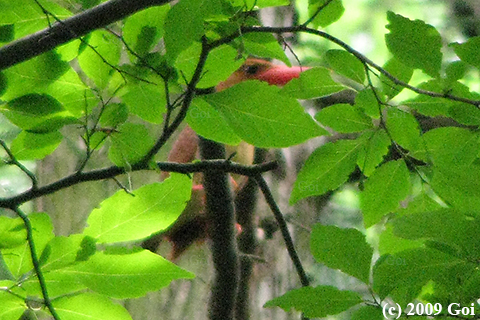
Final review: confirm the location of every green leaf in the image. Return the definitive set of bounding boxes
[164,0,205,62]
[398,191,443,216]
[39,235,90,272]
[0,0,71,40]
[378,224,423,256]
[64,250,194,299]
[281,67,346,99]
[230,0,289,8]
[448,103,480,126]
[76,236,97,262]
[450,36,480,70]
[0,288,25,320]
[290,139,362,204]
[392,209,480,260]
[2,94,78,133]
[186,98,241,145]
[176,43,243,89]
[206,81,327,148]
[385,12,442,77]
[0,72,6,97]
[10,131,63,160]
[316,103,372,133]
[78,30,121,89]
[1,50,98,117]
[307,0,345,28]
[0,24,14,43]
[108,123,155,167]
[265,286,361,318]
[351,305,384,320]
[0,216,26,249]
[373,248,464,304]
[385,107,421,151]
[411,127,479,166]
[325,49,365,84]
[310,224,373,283]
[99,103,128,128]
[431,165,480,213]
[355,88,381,119]
[84,175,191,244]
[380,58,413,99]
[120,81,166,123]
[54,293,133,320]
[361,159,410,228]
[242,33,290,65]
[445,60,468,83]
[123,5,169,58]
[22,267,88,299]
[403,80,451,117]
[356,129,391,177]
[3,213,54,278]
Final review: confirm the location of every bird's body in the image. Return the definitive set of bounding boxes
[143,58,307,259]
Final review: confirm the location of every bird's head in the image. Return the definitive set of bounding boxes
[216,58,308,91]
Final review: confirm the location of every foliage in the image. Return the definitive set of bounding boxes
[0,0,480,319]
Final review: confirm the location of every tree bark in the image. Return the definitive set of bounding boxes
[199,136,239,320]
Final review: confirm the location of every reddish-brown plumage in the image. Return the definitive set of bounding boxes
[143,58,307,260]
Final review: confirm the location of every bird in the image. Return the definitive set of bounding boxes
[142,57,307,260]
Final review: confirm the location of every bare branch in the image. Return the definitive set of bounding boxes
[199,137,239,320]
[0,160,277,208]
[254,175,310,288]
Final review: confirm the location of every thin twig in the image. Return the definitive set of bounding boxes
[139,37,213,164]
[0,140,38,190]
[302,0,336,27]
[255,175,310,320]
[13,207,60,320]
[254,175,310,287]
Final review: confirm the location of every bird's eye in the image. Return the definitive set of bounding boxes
[244,64,260,75]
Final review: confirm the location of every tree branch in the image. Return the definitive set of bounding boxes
[139,37,213,165]
[14,207,60,320]
[0,0,171,71]
[234,148,266,320]
[199,137,239,320]
[254,175,310,288]
[0,160,277,209]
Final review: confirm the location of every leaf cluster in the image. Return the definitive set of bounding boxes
[0,0,480,319]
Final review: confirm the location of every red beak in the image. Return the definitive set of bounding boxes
[216,59,309,91]
[254,65,309,86]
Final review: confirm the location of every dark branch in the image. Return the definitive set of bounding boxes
[254,175,310,288]
[199,137,239,320]
[234,148,266,320]
[0,0,171,70]
[0,160,277,209]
